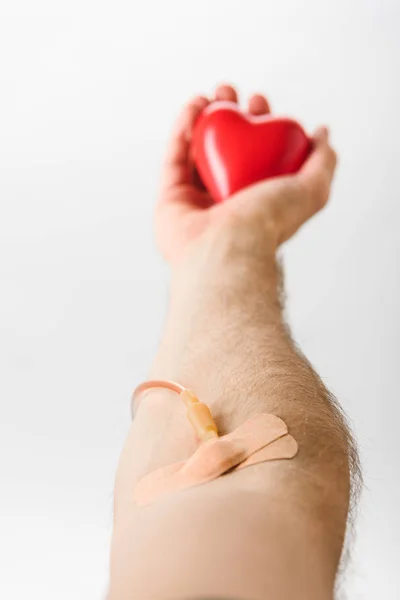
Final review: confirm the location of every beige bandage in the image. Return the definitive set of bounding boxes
[134,414,298,506]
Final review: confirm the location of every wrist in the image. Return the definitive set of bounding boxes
[170,217,283,317]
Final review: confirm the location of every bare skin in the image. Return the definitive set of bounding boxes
[108,84,360,600]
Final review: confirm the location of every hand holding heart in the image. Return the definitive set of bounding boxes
[155,84,337,263]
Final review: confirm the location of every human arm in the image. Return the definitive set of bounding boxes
[108,85,360,600]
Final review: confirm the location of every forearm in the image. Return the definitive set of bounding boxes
[153,228,352,494]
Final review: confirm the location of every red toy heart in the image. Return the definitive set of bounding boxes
[192,101,311,203]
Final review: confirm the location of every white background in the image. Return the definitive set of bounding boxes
[1,0,399,598]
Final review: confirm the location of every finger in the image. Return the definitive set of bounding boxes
[297,126,337,215]
[214,83,238,103]
[161,95,210,192]
[248,93,271,115]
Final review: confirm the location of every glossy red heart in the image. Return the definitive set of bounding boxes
[192,101,311,203]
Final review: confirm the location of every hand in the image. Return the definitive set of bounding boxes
[155,84,337,263]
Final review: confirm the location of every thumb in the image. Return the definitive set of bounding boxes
[267,126,338,244]
[297,126,338,215]
[214,127,337,247]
